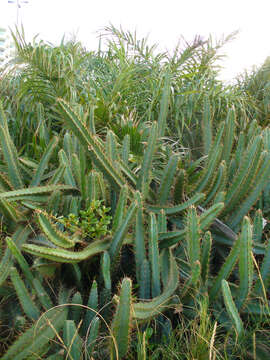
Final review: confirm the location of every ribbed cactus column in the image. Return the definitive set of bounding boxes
[110,278,132,359]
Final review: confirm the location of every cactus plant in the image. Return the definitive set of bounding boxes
[1,29,270,359]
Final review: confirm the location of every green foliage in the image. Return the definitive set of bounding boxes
[1,26,270,360]
[59,200,112,241]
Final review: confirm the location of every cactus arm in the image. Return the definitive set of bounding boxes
[193,122,224,193]
[222,108,235,165]
[135,192,146,282]
[139,259,151,300]
[223,136,262,216]
[6,237,53,310]
[253,209,264,243]
[173,169,186,204]
[159,203,223,249]
[71,153,82,191]
[149,213,161,297]
[86,170,98,205]
[137,121,158,198]
[147,192,205,215]
[59,149,77,187]
[101,251,112,291]
[58,99,125,190]
[157,209,167,233]
[200,231,212,284]
[227,147,264,218]
[222,280,244,339]
[203,161,226,206]
[160,248,170,287]
[209,233,240,302]
[36,211,76,248]
[111,277,132,359]
[0,226,31,286]
[48,165,66,186]
[198,202,224,230]
[157,154,179,205]
[109,200,137,263]
[234,132,245,167]
[0,184,80,201]
[70,291,83,324]
[82,280,99,336]
[30,136,58,187]
[122,134,130,164]
[22,237,111,263]
[132,253,179,320]
[0,198,24,223]
[118,158,138,187]
[237,217,253,309]
[106,130,118,164]
[186,206,201,285]
[186,206,201,267]
[112,185,128,232]
[10,266,40,320]
[159,229,186,249]
[228,151,270,228]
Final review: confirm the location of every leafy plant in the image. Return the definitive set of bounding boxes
[58,200,112,241]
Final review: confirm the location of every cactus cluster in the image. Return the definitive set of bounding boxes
[1,28,270,359]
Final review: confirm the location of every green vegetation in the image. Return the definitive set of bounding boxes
[0,26,270,359]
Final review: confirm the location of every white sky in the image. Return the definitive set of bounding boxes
[1,0,270,82]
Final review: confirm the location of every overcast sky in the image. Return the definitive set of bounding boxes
[1,0,270,82]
